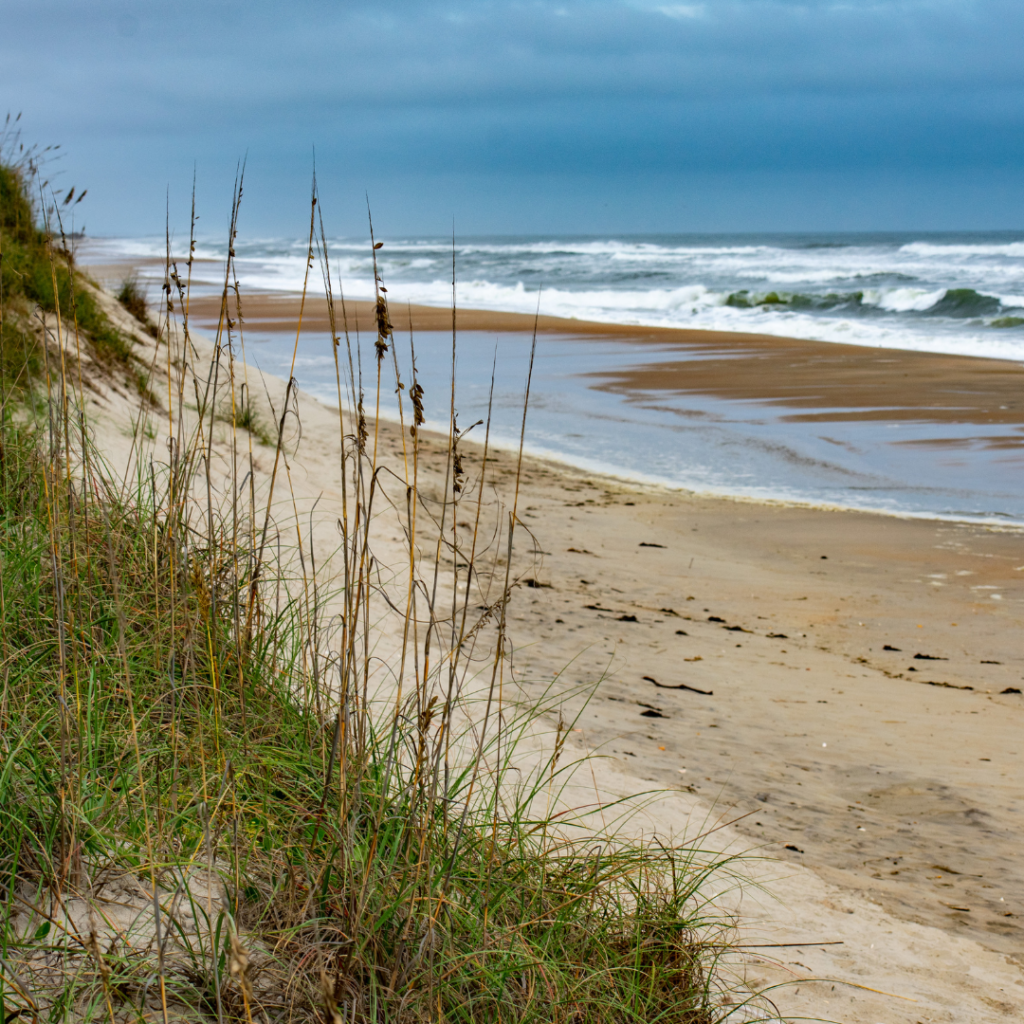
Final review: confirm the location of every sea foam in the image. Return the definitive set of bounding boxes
[81,230,1024,362]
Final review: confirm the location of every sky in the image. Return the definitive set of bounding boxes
[3,0,1024,238]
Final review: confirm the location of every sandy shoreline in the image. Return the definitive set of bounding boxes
[496,464,1024,944]
[80,267,1024,434]
[79,271,1024,1019]
[182,292,1024,433]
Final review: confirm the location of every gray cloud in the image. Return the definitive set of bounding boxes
[3,0,1022,232]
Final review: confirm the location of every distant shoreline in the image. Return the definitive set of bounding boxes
[174,291,1024,432]
[83,264,1024,524]
[79,228,1024,365]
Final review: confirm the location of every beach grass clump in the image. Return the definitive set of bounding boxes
[0,160,741,1023]
[116,273,148,322]
[0,160,49,393]
[0,133,143,397]
[230,393,273,445]
[117,273,160,339]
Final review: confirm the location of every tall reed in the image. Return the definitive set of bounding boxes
[0,156,749,1023]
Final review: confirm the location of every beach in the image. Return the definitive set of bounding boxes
[85,244,1024,525]
[187,292,1024,429]
[19,0,1024,1015]
[78,270,1024,1020]
[182,292,1024,521]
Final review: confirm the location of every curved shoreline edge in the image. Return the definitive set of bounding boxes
[170,290,1024,529]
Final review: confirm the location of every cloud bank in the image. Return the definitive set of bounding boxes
[3,1,1022,234]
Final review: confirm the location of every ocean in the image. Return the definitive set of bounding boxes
[86,231,1024,359]
[82,232,1024,523]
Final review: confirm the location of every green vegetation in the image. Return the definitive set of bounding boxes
[0,134,143,402]
[117,273,159,339]
[0,160,47,391]
[116,273,148,321]
[0,152,746,1023]
[230,394,274,446]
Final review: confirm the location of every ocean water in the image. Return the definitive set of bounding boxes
[85,231,1024,361]
[233,327,1024,526]
[82,233,1024,523]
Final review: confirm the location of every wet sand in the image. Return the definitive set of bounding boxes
[79,268,1024,432]
[182,292,1024,434]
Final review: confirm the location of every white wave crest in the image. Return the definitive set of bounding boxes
[900,241,1024,259]
[864,288,947,313]
[79,233,1024,363]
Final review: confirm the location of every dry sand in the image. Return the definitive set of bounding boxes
[78,274,1024,1021]
[488,460,1023,1020]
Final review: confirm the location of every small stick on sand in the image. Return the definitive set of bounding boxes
[643,675,713,696]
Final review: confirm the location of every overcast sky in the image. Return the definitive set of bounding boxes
[3,0,1023,237]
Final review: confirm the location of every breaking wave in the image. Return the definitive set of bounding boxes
[81,230,1024,361]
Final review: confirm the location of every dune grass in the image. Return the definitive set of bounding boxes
[116,274,159,341]
[0,154,750,1023]
[0,123,145,404]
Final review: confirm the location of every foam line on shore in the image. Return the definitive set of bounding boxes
[359,404,1024,530]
